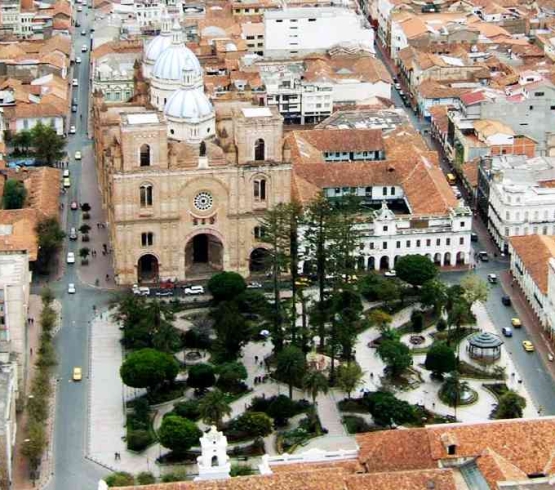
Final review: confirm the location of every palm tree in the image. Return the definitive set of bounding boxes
[441,371,469,406]
[302,370,329,404]
[198,389,231,429]
[275,346,306,399]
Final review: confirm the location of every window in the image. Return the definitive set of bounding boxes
[535,92,544,97]
[254,178,267,201]
[140,184,153,207]
[383,242,388,249]
[416,239,421,247]
[446,238,451,246]
[529,106,534,110]
[390,186,395,195]
[141,232,153,247]
[254,138,265,161]
[436,238,441,246]
[370,242,374,250]
[383,226,388,232]
[308,18,316,21]
[396,241,401,248]
[459,237,464,245]
[406,240,411,247]
[140,144,151,167]
[254,226,265,239]
[426,239,431,246]
[382,187,387,196]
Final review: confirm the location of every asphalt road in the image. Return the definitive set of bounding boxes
[42,6,111,489]
[442,235,555,415]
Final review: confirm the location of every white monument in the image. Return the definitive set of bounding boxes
[195,426,231,481]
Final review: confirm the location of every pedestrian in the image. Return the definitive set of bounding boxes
[102,250,106,256]
[114,452,118,460]
[30,348,33,356]
[432,402,436,409]
[254,355,258,362]
[370,372,374,379]
[106,274,110,281]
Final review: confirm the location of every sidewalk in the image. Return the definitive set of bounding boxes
[76,142,116,289]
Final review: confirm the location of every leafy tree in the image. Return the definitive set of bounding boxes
[234,290,270,317]
[161,468,188,482]
[120,348,178,392]
[460,274,489,306]
[173,400,200,420]
[447,298,475,333]
[425,342,457,378]
[230,465,255,477]
[35,217,65,272]
[495,390,526,419]
[365,391,416,427]
[330,289,363,370]
[441,372,469,406]
[395,255,438,287]
[104,472,135,487]
[368,309,392,331]
[336,362,364,399]
[211,301,250,361]
[357,273,384,301]
[152,322,182,353]
[11,129,32,155]
[40,286,54,306]
[198,389,232,429]
[375,278,401,310]
[158,415,202,455]
[231,411,273,438]
[377,339,412,378]
[411,309,424,333]
[31,121,66,166]
[302,370,329,403]
[187,363,216,391]
[275,345,306,399]
[216,362,247,392]
[81,202,91,212]
[267,394,298,425]
[79,247,90,262]
[79,224,91,234]
[207,272,246,302]
[436,318,447,332]
[420,279,448,316]
[2,179,27,209]
[21,420,46,468]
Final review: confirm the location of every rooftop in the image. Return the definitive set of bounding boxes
[124,113,161,125]
[241,107,272,118]
[510,235,555,294]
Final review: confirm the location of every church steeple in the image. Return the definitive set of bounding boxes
[171,19,184,45]
[161,7,172,35]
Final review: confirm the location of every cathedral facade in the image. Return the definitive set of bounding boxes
[93,19,291,285]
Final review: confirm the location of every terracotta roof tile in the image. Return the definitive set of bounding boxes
[0,208,39,260]
[346,469,457,490]
[509,235,555,294]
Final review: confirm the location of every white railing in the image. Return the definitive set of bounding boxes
[258,447,359,474]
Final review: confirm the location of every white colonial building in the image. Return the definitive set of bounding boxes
[481,155,555,254]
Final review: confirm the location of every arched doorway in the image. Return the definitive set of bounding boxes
[444,252,452,266]
[357,256,366,270]
[433,252,442,265]
[394,255,401,265]
[368,257,375,270]
[185,233,223,275]
[254,139,265,161]
[250,247,270,273]
[456,251,465,265]
[380,256,389,270]
[200,141,206,157]
[138,254,159,283]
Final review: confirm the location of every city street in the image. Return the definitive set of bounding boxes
[41,5,112,490]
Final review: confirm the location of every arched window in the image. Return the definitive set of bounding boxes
[254,226,266,239]
[254,138,265,161]
[140,144,151,167]
[200,141,206,157]
[254,178,266,201]
[140,184,153,207]
[390,186,395,195]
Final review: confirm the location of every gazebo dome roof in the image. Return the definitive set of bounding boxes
[468,331,503,349]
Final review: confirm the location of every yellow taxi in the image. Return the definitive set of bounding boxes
[294,277,311,288]
[522,340,535,352]
[511,318,522,328]
[72,367,82,381]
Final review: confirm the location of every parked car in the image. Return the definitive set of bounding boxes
[502,327,513,337]
[81,30,87,35]
[72,78,78,87]
[384,269,397,277]
[81,44,87,52]
[75,21,81,27]
[72,367,82,381]
[66,252,75,264]
[487,273,497,284]
[69,125,76,134]
[522,340,535,352]
[501,295,511,306]
[294,277,311,288]
[75,151,82,160]
[76,56,82,64]
[394,83,401,90]
[155,290,174,297]
[471,232,478,242]
[247,281,263,289]
[68,227,77,241]
[77,5,82,11]
[63,177,71,188]
[511,317,522,328]
[68,283,76,294]
[184,285,204,295]
[131,284,150,296]
[63,169,70,177]
[71,105,77,113]
[478,251,489,262]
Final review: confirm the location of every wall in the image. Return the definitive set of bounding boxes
[16,116,64,135]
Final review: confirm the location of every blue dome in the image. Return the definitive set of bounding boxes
[144,33,172,63]
[164,88,213,121]
[152,43,202,82]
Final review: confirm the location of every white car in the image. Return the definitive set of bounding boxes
[69,125,76,134]
[76,57,82,64]
[72,78,78,87]
[247,281,263,289]
[81,45,87,52]
[184,285,204,295]
[68,283,76,294]
[66,252,75,264]
[131,285,150,296]
[77,5,82,11]
[384,269,397,277]
[75,151,82,160]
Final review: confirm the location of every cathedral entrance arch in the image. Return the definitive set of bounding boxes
[137,254,159,283]
[185,233,223,275]
[249,247,271,273]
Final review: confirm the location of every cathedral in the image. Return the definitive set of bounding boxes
[92,14,291,285]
